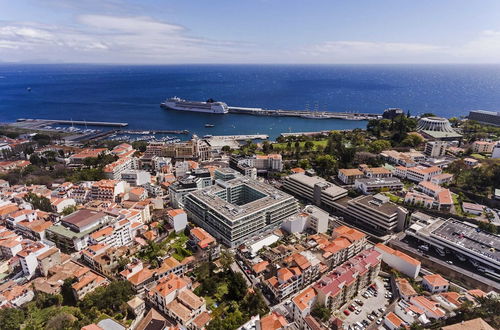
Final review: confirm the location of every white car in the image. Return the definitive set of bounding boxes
[376,318,383,325]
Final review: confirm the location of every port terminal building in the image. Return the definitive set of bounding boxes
[406,212,500,275]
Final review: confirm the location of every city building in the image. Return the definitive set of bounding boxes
[462,202,484,215]
[468,110,500,127]
[406,213,500,274]
[121,170,151,186]
[291,287,317,329]
[314,249,381,311]
[168,209,188,233]
[337,168,364,185]
[332,194,408,234]
[381,150,426,167]
[422,274,449,293]
[281,205,329,234]
[383,108,404,119]
[169,169,212,208]
[283,172,347,210]
[46,209,114,251]
[184,177,298,247]
[104,156,138,180]
[442,317,495,330]
[374,243,421,278]
[471,141,496,154]
[393,165,442,183]
[91,180,128,202]
[417,117,462,140]
[187,227,220,263]
[230,154,283,177]
[425,141,448,158]
[148,273,206,327]
[354,177,403,194]
[463,158,479,167]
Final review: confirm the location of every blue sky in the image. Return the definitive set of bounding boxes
[1,0,500,64]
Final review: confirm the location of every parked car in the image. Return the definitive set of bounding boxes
[344,309,350,316]
[376,318,383,325]
[348,305,356,311]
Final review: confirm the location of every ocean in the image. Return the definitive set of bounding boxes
[1,64,500,140]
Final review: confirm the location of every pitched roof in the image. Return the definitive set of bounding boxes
[260,312,288,330]
[442,318,494,330]
[252,261,269,274]
[423,274,449,288]
[385,312,404,328]
[292,287,316,312]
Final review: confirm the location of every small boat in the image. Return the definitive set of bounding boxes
[27,87,32,92]
[205,124,215,128]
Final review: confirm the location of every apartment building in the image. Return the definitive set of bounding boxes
[281,205,329,234]
[91,180,128,202]
[314,249,381,311]
[104,156,138,180]
[424,141,447,158]
[148,273,206,327]
[283,172,347,210]
[471,141,496,153]
[291,287,317,329]
[168,209,188,233]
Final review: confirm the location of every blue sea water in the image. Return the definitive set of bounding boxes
[1,64,500,139]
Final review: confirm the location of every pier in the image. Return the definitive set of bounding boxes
[16,118,128,128]
[123,129,189,135]
[227,107,380,120]
[204,134,269,141]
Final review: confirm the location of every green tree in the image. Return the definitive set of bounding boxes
[369,139,392,153]
[226,271,248,301]
[24,192,53,212]
[61,205,78,216]
[0,308,25,330]
[311,303,331,322]
[219,249,234,272]
[241,290,269,317]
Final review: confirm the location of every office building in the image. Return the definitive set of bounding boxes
[283,173,347,209]
[424,141,447,158]
[332,194,408,234]
[468,110,500,127]
[354,177,403,194]
[184,177,298,247]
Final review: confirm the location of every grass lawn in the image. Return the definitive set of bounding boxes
[272,139,328,151]
[471,153,486,159]
[384,192,403,203]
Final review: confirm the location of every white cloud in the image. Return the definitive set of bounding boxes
[1,15,500,64]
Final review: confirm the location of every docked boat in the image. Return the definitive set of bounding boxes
[161,97,228,114]
[205,124,215,128]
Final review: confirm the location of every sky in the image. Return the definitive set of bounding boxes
[1,0,500,64]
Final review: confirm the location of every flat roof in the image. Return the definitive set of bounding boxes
[287,173,347,197]
[188,177,296,221]
[350,195,400,216]
[431,220,500,263]
[355,177,402,185]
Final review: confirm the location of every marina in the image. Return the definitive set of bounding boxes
[16,118,128,128]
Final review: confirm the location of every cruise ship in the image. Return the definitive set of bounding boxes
[160,97,229,114]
